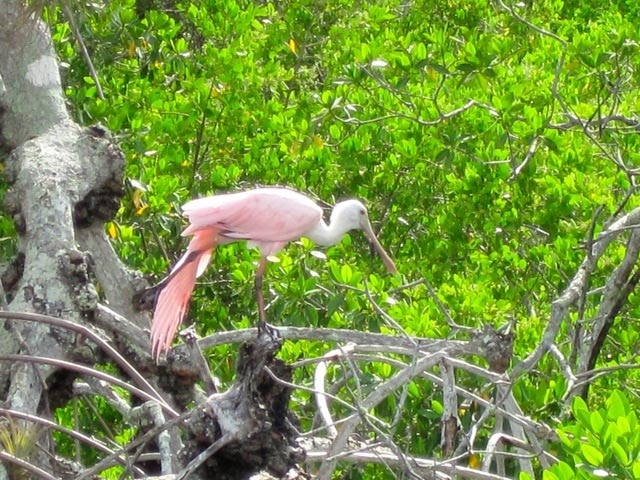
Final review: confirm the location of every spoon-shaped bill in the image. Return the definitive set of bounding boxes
[360,219,397,274]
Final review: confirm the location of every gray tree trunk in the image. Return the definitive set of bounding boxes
[0,1,153,475]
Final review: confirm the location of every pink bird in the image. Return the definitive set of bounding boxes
[150,187,397,360]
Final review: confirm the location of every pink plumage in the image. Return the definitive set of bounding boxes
[182,188,323,254]
[149,226,217,359]
[150,187,397,360]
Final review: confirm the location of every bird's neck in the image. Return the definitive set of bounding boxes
[304,216,351,247]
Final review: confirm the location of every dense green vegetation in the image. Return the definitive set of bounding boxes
[35,0,640,477]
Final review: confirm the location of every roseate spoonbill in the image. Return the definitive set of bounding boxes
[150,187,397,360]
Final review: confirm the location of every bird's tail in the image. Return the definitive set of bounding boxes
[150,228,218,361]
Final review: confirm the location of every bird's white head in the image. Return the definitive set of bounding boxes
[330,199,370,232]
[330,199,398,274]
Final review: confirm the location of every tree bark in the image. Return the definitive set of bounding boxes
[0,2,152,474]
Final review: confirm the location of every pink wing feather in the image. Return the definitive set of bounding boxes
[150,227,218,360]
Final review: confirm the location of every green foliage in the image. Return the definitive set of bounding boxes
[546,390,640,479]
[53,388,130,468]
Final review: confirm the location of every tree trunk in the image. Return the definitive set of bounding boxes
[0,2,154,474]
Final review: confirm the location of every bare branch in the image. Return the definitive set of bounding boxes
[549,112,640,132]
[0,310,171,412]
[304,438,520,480]
[60,1,104,99]
[181,326,218,394]
[176,433,236,480]
[197,325,474,356]
[0,407,146,476]
[0,354,177,418]
[512,206,640,377]
[316,350,448,479]
[509,135,541,181]
[0,450,57,480]
[333,99,497,127]
[314,343,357,438]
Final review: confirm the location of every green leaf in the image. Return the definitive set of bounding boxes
[606,390,627,419]
[589,411,605,434]
[465,41,476,56]
[545,461,576,479]
[616,415,631,435]
[572,396,590,426]
[329,124,341,140]
[340,264,353,283]
[413,42,427,61]
[326,293,345,317]
[580,443,604,466]
[610,440,628,466]
[557,429,577,448]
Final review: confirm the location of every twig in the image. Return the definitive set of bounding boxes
[495,383,534,475]
[75,409,193,480]
[74,379,132,418]
[61,1,104,100]
[0,450,57,480]
[73,410,192,480]
[0,309,174,415]
[363,279,415,343]
[334,99,495,127]
[148,401,175,476]
[512,206,640,377]
[0,354,176,417]
[549,112,640,132]
[317,350,447,479]
[482,433,559,471]
[0,408,145,476]
[493,0,568,108]
[548,345,577,400]
[509,135,541,181]
[262,366,358,432]
[189,84,224,192]
[181,326,218,394]
[314,343,357,438]
[423,277,474,331]
[304,441,518,480]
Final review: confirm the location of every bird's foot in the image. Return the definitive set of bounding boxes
[257,319,281,342]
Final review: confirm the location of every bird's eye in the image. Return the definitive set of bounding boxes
[359,209,366,215]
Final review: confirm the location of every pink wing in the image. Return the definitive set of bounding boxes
[150,227,218,360]
[182,188,323,255]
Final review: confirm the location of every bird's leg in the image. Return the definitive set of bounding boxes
[255,257,268,329]
[255,257,280,341]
